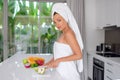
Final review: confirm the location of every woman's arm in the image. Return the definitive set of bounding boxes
[46,30,82,68]
[44,58,54,66]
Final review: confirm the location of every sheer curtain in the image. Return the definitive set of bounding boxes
[66,0,85,36]
[66,0,87,80]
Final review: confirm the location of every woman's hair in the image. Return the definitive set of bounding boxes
[53,12,58,16]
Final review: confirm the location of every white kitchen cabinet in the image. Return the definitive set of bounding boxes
[105,61,115,80]
[105,60,120,80]
[113,63,120,80]
[87,53,120,80]
[116,0,120,27]
[87,54,93,80]
[96,0,120,29]
[96,0,106,29]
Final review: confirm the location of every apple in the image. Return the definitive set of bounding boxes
[22,59,28,64]
[36,60,44,66]
[30,64,35,68]
[34,67,38,72]
[24,63,30,68]
[30,63,38,68]
[38,67,46,74]
[34,63,39,67]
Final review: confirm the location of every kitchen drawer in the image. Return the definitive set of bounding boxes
[105,61,115,80]
[113,64,120,80]
[105,62,114,70]
[105,67,115,80]
[106,62,114,67]
[105,70,114,79]
[105,60,120,80]
[105,75,114,80]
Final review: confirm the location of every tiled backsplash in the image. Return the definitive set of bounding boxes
[105,28,120,53]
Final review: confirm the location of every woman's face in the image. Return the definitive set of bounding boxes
[53,13,68,31]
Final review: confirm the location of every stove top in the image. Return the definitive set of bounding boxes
[96,52,120,57]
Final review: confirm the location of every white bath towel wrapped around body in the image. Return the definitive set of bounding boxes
[54,41,81,80]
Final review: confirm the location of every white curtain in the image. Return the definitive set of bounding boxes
[66,0,87,80]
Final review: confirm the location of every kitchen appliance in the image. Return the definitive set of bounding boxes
[96,52,120,57]
[96,43,120,57]
[96,43,113,52]
[93,58,104,80]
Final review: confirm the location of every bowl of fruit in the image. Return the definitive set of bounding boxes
[22,56,45,68]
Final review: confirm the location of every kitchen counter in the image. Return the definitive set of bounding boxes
[0,51,64,80]
[88,51,120,65]
[87,51,120,80]
[108,58,120,65]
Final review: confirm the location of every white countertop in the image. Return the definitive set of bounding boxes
[108,57,120,65]
[0,52,64,80]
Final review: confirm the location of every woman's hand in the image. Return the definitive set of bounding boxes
[44,59,60,68]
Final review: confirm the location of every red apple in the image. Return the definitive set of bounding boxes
[24,63,30,68]
[36,60,44,66]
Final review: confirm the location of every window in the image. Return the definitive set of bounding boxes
[1,0,66,61]
[0,0,3,62]
[8,1,61,55]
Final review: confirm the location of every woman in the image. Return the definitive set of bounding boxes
[44,3,84,80]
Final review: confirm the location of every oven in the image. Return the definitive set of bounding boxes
[93,58,104,80]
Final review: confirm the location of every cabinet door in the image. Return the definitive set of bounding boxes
[105,61,115,80]
[96,0,106,29]
[96,0,118,29]
[116,0,120,27]
[105,0,118,26]
[105,60,120,80]
[113,64,120,80]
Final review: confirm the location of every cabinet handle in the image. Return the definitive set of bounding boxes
[107,62,113,66]
[106,69,113,74]
[106,76,113,80]
[93,65,104,70]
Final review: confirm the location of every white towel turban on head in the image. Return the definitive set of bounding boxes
[52,3,84,73]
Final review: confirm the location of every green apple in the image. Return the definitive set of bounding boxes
[34,63,39,67]
[30,64,35,68]
[31,63,38,68]
[22,59,28,64]
[34,67,38,72]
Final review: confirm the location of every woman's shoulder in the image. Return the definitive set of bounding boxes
[64,29,77,43]
[65,29,75,39]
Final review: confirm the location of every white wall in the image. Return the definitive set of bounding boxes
[84,0,105,53]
